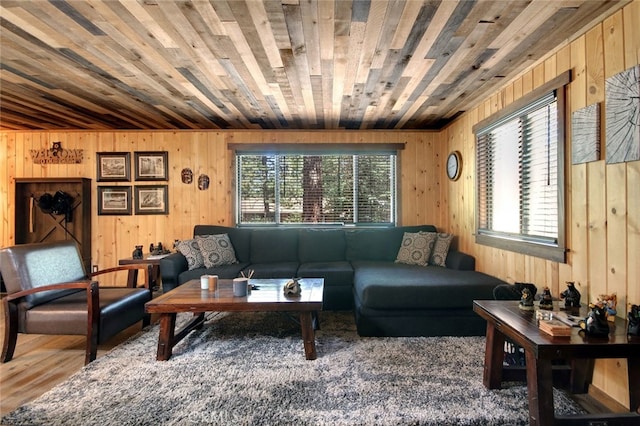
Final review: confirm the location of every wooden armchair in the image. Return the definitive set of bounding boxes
[0,240,153,364]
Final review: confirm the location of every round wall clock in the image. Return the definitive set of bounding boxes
[446,151,462,181]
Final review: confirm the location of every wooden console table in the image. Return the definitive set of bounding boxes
[473,300,640,426]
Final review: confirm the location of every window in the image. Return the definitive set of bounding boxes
[474,72,569,262]
[236,151,396,225]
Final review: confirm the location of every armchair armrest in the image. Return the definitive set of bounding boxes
[91,264,153,289]
[159,252,188,292]
[5,280,95,304]
[2,280,101,365]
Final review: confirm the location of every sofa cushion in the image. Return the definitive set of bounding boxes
[244,262,299,279]
[298,229,346,263]
[196,234,238,268]
[178,262,250,284]
[428,232,453,267]
[250,229,299,263]
[346,225,436,261]
[175,239,204,270]
[194,225,251,262]
[297,261,354,288]
[352,261,504,310]
[395,232,436,266]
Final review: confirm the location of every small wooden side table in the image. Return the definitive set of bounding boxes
[473,300,640,426]
[118,255,166,290]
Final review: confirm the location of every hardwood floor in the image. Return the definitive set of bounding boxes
[0,300,154,417]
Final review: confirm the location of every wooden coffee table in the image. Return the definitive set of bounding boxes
[145,278,323,361]
[473,300,640,426]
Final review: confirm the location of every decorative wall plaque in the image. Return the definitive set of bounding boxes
[30,142,83,164]
[605,64,640,163]
[571,103,600,164]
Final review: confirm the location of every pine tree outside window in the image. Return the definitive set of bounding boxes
[236,151,396,226]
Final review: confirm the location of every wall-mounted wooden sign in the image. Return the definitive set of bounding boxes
[30,142,83,164]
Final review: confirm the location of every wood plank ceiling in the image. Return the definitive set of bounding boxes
[0,0,627,131]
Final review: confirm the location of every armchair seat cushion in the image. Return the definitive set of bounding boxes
[22,288,151,342]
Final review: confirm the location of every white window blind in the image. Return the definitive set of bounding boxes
[476,88,564,261]
[236,153,396,225]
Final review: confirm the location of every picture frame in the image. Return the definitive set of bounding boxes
[134,151,168,181]
[134,185,168,215]
[97,186,132,215]
[96,152,130,182]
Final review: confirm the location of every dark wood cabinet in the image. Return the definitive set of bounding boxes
[15,178,92,273]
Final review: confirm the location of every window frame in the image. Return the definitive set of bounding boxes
[472,71,570,263]
[230,143,403,227]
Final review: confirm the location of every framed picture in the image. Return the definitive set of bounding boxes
[134,151,168,181]
[96,152,130,182]
[98,186,132,215]
[134,185,168,215]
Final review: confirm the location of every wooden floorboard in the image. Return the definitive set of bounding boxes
[0,299,156,417]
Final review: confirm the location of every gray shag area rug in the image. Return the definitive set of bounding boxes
[2,311,585,425]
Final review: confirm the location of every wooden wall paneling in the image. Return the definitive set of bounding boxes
[216,132,233,226]
[569,34,590,301]
[587,161,607,299]
[532,62,545,88]
[456,117,469,243]
[556,44,575,287]
[400,134,417,225]
[623,0,640,67]
[413,134,428,226]
[603,12,626,79]
[601,10,633,405]
[606,174,629,306]
[462,113,475,254]
[1,133,12,245]
[586,25,605,106]
[544,55,557,81]
[605,162,630,406]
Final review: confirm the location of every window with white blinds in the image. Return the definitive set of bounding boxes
[474,72,568,262]
[236,153,396,225]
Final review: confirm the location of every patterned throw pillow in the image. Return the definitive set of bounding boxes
[196,234,238,268]
[428,232,453,267]
[395,232,436,266]
[175,239,205,270]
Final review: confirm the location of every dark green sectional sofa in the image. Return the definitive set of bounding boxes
[159,225,508,336]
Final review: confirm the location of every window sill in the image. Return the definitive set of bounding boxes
[475,233,566,263]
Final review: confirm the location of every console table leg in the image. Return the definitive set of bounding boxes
[629,357,640,414]
[156,313,176,361]
[483,322,505,389]
[300,311,317,360]
[525,350,554,426]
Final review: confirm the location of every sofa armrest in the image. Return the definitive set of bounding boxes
[159,253,188,292]
[445,250,475,271]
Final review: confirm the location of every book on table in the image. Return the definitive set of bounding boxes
[538,319,572,337]
[552,311,582,327]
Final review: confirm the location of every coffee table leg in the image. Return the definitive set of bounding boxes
[300,311,317,360]
[483,322,505,389]
[525,350,554,426]
[157,313,176,361]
